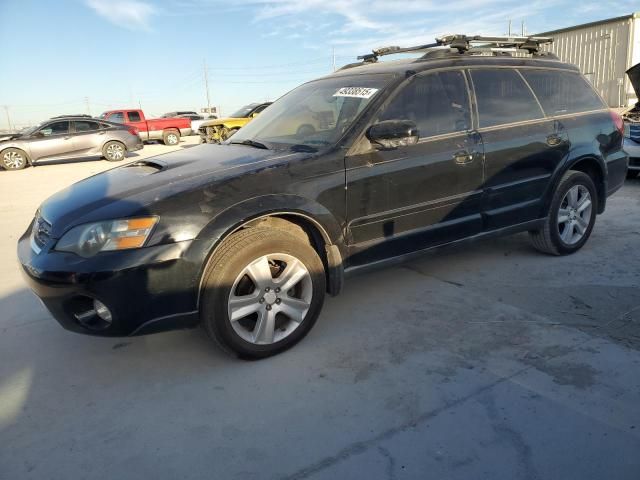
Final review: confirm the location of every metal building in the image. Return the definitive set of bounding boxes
[538,12,639,107]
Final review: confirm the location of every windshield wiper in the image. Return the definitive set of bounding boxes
[229,139,269,150]
[289,144,319,153]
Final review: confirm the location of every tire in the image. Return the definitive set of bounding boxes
[102,141,126,162]
[163,129,180,146]
[529,170,597,255]
[1,148,29,170]
[200,227,326,359]
[627,170,638,180]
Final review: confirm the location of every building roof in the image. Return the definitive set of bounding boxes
[538,12,639,36]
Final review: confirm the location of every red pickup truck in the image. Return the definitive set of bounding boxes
[99,109,192,145]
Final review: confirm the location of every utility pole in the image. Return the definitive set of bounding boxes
[84,96,91,116]
[521,20,526,36]
[332,47,336,72]
[203,59,211,115]
[508,19,512,36]
[3,105,13,132]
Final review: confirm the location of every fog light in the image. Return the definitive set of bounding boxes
[93,299,113,324]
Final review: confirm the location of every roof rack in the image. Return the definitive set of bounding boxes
[356,34,553,63]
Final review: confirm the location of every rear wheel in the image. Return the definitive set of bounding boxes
[1,148,29,170]
[102,141,126,161]
[200,227,326,359]
[627,170,638,179]
[529,170,597,255]
[163,129,180,146]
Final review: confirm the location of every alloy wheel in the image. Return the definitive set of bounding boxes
[557,185,592,245]
[167,133,179,145]
[106,143,124,160]
[228,253,313,345]
[3,151,25,169]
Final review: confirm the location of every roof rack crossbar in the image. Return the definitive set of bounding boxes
[356,34,553,62]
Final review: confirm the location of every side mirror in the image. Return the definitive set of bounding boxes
[250,112,259,118]
[367,120,419,149]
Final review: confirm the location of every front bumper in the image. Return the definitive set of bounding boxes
[17,228,201,337]
[624,137,640,170]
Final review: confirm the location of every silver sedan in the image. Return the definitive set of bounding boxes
[0,116,143,171]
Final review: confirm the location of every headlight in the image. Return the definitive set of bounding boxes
[55,217,158,257]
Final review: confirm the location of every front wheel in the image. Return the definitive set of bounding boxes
[529,170,597,255]
[200,227,326,359]
[1,148,29,170]
[102,141,126,161]
[627,170,638,180]
[163,129,180,146]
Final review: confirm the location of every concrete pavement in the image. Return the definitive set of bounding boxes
[1,141,639,479]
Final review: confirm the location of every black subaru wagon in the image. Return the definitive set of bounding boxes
[18,36,628,358]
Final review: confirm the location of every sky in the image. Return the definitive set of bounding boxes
[0,0,638,128]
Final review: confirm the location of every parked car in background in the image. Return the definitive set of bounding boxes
[199,102,271,143]
[99,109,191,145]
[623,63,640,178]
[18,35,628,358]
[0,116,142,170]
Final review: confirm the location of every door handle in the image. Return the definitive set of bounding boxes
[63,136,72,140]
[98,131,106,135]
[453,150,474,165]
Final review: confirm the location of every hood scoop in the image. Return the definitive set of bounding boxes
[123,159,166,174]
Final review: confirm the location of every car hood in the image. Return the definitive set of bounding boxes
[0,133,22,142]
[39,144,306,237]
[628,63,640,100]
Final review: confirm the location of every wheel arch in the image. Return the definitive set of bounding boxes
[0,146,32,165]
[545,155,606,215]
[195,195,345,306]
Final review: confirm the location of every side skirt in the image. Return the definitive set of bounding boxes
[344,218,546,278]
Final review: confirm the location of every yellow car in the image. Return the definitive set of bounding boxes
[198,102,271,143]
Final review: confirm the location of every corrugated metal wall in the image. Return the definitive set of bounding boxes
[540,16,636,107]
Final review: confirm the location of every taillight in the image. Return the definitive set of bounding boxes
[610,110,624,135]
[127,126,139,136]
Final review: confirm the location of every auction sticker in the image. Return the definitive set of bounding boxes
[333,87,379,99]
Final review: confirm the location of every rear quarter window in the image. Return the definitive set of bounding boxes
[519,69,605,116]
[470,69,544,128]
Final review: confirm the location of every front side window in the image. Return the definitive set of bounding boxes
[520,69,605,116]
[230,74,393,150]
[39,121,70,136]
[471,69,544,128]
[105,112,125,123]
[379,70,471,138]
[74,121,100,132]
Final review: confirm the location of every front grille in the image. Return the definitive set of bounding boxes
[31,215,52,249]
[629,123,640,142]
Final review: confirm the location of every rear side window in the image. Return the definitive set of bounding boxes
[127,111,142,122]
[519,69,605,116]
[380,70,471,138]
[74,121,100,132]
[470,69,544,128]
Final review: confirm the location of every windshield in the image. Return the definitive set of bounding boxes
[230,104,260,118]
[21,122,46,136]
[230,74,393,150]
